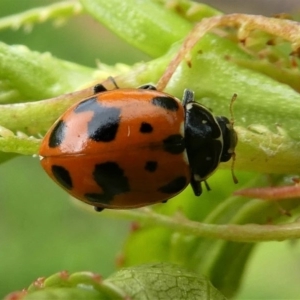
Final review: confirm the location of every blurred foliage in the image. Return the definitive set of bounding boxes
[0,1,133,298]
[1,1,300,299]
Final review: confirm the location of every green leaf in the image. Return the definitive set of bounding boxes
[152,0,222,22]
[0,42,95,103]
[79,0,192,57]
[5,264,226,300]
[22,288,102,300]
[0,2,82,32]
[106,263,227,300]
[0,134,40,155]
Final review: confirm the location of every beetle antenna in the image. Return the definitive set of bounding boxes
[230,93,238,184]
[230,93,237,125]
[108,76,120,89]
[231,152,238,184]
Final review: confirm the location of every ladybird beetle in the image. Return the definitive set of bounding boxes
[39,84,237,211]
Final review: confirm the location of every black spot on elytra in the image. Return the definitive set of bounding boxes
[140,122,153,133]
[74,97,121,142]
[93,84,107,94]
[158,176,187,194]
[163,134,185,154]
[152,96,179,111]
[85,162,130,204]
[51,165,73,190]
[48,120,67,148]
[144,161,157,172]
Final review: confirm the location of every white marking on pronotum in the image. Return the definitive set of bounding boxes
[182,149,189,165]
[179,121,189,165]
[179,121,185,136]
[186,103,193,110]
